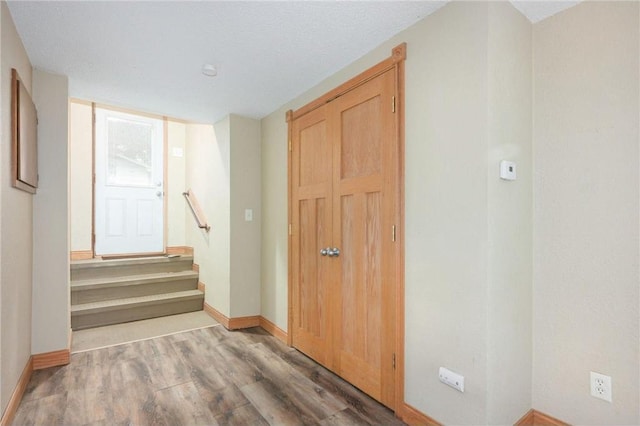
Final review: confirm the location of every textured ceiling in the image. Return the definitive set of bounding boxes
[7,1,581,123]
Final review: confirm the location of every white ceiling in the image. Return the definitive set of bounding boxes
[7,1,581,123]
[510,0,581,23]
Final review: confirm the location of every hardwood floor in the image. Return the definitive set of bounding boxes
[13,325,405,426]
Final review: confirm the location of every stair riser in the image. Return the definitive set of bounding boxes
[71,260,193,281]
[71,297,204,330]
[72,278,199,304]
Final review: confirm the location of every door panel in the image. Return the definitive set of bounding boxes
[338,191,383,399]
[291,67,398,408]
[332,69,396,407]
[291,106,333,368]
[106,198,126,236]
[95,109,164,255]
[340,95,382,179]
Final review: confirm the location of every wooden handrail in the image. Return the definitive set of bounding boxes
[183,189,210,232]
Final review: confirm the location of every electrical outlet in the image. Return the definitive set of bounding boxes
[590,371,612,402]
[439,367,464,392]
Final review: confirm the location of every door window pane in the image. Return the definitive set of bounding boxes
[107,117,154,186]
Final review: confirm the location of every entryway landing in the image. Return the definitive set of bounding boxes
[71,311,218,353]
[70,254,204,330]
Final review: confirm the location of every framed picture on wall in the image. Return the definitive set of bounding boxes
[11,68,38,194]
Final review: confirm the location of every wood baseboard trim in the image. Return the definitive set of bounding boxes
[203,303,285,336]
[398,403,441,426]
[203,302,229,328]
[229,315,260,329]
[516,409,536,426]
[515,409,568,426]
[197,281,205,292]
[203,303,260,330]
[0,356,33,426]
[192,263,200,272]
[516,409,535,426]
[166,246,194,256]
[32,348,70,370]
[258,316,288,344]
[70,250,93,260]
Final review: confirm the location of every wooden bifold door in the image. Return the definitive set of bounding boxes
[289,45,404,410]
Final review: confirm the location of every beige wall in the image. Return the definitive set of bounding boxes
[185,121,231,315]
[185,115,261,319]
[167,120,186,247]
[68,105,188,252]
[260,111,289,329]
[0,1,33,414]
[402,3,489,422]
[533,2,639,423]
[229,115,261,318]
[69,101,92,251]
[261,2,536,423]
[31,69,70,355]
[486,2,533,423]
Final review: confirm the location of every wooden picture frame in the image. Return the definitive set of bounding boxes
[11,68,38,194]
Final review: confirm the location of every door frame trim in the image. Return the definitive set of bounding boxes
[91,104,169,257]
[286,42,406,413]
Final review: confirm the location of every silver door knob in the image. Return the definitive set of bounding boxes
[156,191,163,198]
[320,248,329,256]
[327,247,340,257]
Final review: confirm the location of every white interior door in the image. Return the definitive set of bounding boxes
[95,108,164,256]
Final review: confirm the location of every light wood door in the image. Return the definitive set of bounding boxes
[291,104,334,369]
[331,68,397,406]
[291,68,398,408]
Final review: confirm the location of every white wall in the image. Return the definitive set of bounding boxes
[261,2,534,423]
[31,69,70,355]
[532,2,640,423]
[0,1,33,414]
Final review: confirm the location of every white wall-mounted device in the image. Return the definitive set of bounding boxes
[500,160,517,181]
[439,367,464,392]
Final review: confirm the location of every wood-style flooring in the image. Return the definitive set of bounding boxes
[13,325,406,425]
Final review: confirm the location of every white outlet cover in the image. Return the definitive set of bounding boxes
[439,367,464,393]
[590,371,612,402]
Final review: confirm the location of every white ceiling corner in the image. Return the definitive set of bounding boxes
[509,0,583,24]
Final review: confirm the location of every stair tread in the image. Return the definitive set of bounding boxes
[71,255,193,270]
[71,290,204,314]
[71,270,198,289]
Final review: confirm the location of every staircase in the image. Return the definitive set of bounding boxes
[70,255,204,330]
